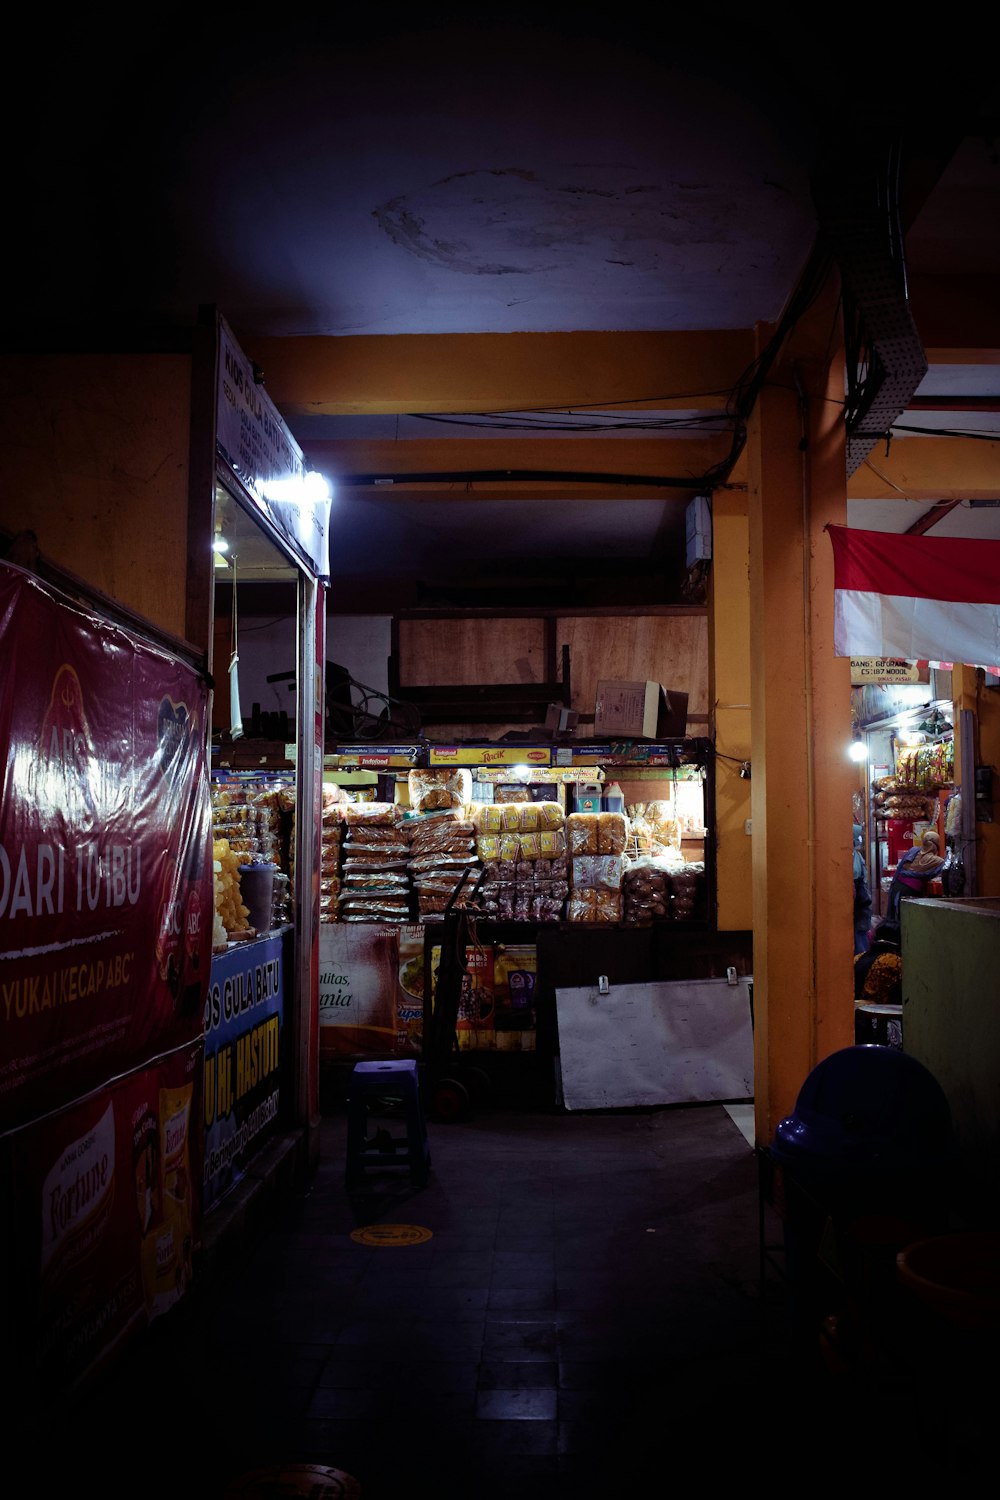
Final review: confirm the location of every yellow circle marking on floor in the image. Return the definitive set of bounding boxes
[350,1223,433,1247]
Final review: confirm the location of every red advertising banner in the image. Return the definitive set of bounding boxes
[0,1041,202,1398]
[0,564,213,1129]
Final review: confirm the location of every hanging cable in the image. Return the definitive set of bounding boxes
[229,552,244,740]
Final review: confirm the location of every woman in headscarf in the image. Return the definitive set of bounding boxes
[885,830,947,922]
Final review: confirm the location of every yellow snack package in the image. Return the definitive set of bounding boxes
[477,804,503,834]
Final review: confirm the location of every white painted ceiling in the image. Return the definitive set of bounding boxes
[8,17,1000,590]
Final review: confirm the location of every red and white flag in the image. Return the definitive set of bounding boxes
[828,524,1000,669]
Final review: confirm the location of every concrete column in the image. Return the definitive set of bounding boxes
[708,488,752,931]
[746,276,856,1144]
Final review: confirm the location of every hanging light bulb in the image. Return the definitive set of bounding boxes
[848,735,868,762]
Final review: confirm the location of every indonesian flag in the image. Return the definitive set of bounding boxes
[828,524,1000,669]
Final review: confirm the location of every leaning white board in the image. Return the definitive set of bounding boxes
[555,977,754,1111]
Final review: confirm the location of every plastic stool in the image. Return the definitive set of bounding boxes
[345,1059,431,1188]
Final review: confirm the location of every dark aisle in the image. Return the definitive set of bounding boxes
[14,1101,973,1497]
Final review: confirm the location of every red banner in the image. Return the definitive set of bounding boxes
[0,564,213,1129]
[1,1042,201,1395]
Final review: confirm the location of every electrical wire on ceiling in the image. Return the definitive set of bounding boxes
[339,260,836,497]
[409,411,739,434]
[889,423,1000,442]
[337,189,986,501]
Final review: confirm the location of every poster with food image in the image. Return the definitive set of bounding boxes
[493,945,537,1050]
[428,939,496,1050]
[318,923,417,1057]
[396,924,426,1049]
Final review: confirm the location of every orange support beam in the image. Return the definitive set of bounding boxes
[746,271,857,1145]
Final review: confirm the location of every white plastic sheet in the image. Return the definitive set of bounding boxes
[555,977,753,1111]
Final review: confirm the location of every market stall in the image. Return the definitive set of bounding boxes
[851,666,960,923]
[313,734,748,1110]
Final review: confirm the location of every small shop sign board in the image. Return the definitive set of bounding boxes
[850,658,923,684]
[429,745,552,766]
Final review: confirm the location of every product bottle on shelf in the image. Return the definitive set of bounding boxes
[603,782,625,815]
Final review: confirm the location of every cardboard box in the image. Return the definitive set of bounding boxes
[593,681,688,740]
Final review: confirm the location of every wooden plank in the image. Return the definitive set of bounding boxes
[0,353,194,642]
[398,616,547,686]
[558,614,709,721]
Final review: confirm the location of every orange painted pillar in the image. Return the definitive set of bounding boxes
[709,487,753,931]
[746,273,856,1145]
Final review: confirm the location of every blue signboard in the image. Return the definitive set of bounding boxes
[202,933,285,1212]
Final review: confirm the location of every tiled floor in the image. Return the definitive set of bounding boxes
[18,1095,988,1496]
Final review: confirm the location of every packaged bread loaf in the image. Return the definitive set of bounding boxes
[342,801,401,827]
[567,889,599,922]
[566,813,599,856]
[408,768,472,813]
[597,812,627,855]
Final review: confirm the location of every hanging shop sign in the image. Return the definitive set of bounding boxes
[851,658,924,684]
[1,1040,200,1394]
[202,933,285,1212]
[429,746,552,766]
[473,766,585,784]
[215,315,331,579]
[0,565,213,1132]
[564,744,702,769]
[325,747,423,769]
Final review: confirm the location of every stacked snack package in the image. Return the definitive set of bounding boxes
[627,800,681,856]
[473,800,568,922]
[565,811,627,923]
[319,785,343,924]
[252,779,293,871]
[211,778,260,869]
[338,802,411,922]
[670,860,705,921]
[622,858,673,925]
[210,775,289,870]
[894,740,954,793]
[407,808,480,919]
[870,776,936,823]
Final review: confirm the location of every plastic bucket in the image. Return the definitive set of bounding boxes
[239,862,276,933]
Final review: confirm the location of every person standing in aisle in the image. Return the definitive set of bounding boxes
[853,824,873,955]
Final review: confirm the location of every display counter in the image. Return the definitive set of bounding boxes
[202,925,294,1212]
